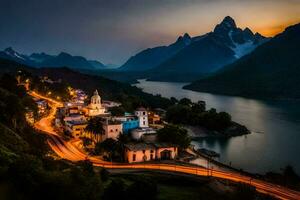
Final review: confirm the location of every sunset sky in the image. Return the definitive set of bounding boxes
[1,0,299,65]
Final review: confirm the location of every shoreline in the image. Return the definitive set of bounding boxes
[184,122,250,138]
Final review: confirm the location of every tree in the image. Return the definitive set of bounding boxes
[191,100,206,113]
[178,98,192,106]
[85,117,105,143]
[94,138,117,160]
[157,125,191,150]
[109,106,125,116]
[116,134,131,162]
[166,104,191,124]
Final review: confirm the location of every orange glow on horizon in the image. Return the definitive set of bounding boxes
[256,20,300,37]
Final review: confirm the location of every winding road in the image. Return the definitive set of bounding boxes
[30,91,300,200]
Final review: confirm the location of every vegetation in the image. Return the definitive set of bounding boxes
[106,172,274,200]
[0,74,104,200]
[265,165,300,191]
[85,117,105,142]
[166,99,232,131]
[157,125,191,150]
[94,134,131,162]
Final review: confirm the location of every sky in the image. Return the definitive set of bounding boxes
[0,0,299,65]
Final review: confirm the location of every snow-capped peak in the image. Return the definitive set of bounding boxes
[4,47,25,60]
[228,31,256,58]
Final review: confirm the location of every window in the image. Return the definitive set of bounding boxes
[110,129,113,132]
[133,154,136,161]
[143,121,145,125]
[115,129,118,132]
[150,150,154,153]
[142,150,145,154]
[143,112,146,115]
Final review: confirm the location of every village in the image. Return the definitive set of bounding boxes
[34,87,181,163]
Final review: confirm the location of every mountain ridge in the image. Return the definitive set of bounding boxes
[120,16,268,75]
[184,22,300,100]
[0,48,107,70]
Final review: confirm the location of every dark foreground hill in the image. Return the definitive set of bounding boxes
[184,23,300,100]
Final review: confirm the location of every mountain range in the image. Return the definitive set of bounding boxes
[119,16,268,77]
[184,22,300,99]
[0,48,106,70]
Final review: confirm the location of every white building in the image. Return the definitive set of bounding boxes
[131,127,156,140]
[134,107,149,128]
[88,90,107,116]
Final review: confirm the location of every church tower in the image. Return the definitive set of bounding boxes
[88,90,106,116]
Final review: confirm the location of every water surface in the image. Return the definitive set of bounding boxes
[134,79,300,174]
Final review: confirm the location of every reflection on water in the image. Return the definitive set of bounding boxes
[134,79,300,174]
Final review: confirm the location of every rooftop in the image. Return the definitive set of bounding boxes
[66,120,87,126]
[124,143,156,151]
[125,142,177,151]
[136,107,147,111]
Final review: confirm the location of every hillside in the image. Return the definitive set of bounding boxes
[0,58,172,110]
[184,23,300,99]
[119,33,192,71]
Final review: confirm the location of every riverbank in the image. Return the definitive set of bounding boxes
[184,122,250,138]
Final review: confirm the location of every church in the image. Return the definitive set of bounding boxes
[87,90,107,116]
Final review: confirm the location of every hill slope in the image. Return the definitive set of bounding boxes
[119,33,192,71]
[184,23,300,99]
[152,16,267,74]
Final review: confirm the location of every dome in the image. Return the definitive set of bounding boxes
[91,90,101,105]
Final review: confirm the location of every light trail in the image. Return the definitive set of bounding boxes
[31,91,300,200]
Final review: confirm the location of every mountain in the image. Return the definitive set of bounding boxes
[184,22,300,99]
[29,52,53,63]
[0,48,106,70]
[151,16,268,75]
[118,16,268,82]
[0,47,34,66]
[38,52,93,69]
[88,60,106,69]
[119,33,192,71]
[120,16,267,73]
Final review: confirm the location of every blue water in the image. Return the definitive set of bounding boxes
[134,79,300,174]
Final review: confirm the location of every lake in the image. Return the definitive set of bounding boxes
[134,79,300,174]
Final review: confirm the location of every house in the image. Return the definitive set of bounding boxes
[102,118,123,141]
[65,120,87,138]
[63,113,86,122]
[131,127,156,140]
[35,99,48,115]
[134,107,149,128]
[114,113,139,134]
[124,143,178,163]
[148,111,161,124]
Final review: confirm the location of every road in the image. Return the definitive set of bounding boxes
[30,91,300,200]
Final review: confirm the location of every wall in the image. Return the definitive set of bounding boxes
[103,123,122,140]
[125,149,156,163]
[156,147,178,159]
